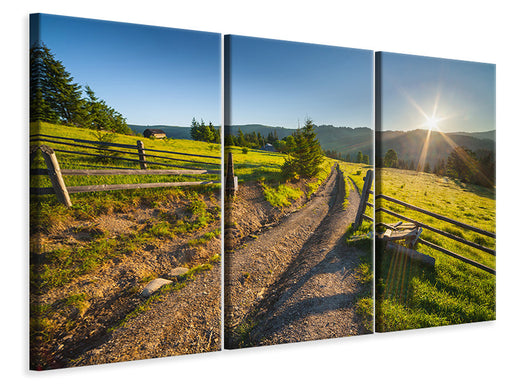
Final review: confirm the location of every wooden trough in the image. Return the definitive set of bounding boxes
[377,221,435,267]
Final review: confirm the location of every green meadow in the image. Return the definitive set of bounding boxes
[31,121,221,190]
[30,122,222,291]
[226,145,334,207]
[376,168,496,331]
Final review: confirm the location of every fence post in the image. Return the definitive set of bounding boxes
[29,145,40,167]
[225,152,238,197]
[39,145,72,207]
[136,140,147,170]
[354,169,373,229]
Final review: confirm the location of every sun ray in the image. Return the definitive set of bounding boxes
[417,128,432,172]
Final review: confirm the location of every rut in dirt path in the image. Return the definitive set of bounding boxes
[225,167,369,348]
[248,177,371,345]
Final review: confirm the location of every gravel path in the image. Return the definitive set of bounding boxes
[225,167,371,348]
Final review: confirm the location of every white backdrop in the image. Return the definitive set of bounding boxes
[3,1,510,383]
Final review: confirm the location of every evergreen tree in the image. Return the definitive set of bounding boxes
[225,134,235,146]
[190,118,201,140]
[434,158,446,176]
[446,146,479,183]
[383,149,398,168]
[237,128,247,147]
[30,42,85,125]
[281,118,324,179]
[30,42,130,133]
[84,85,130,134]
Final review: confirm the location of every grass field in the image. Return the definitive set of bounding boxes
[31,121,221,191]
[375,168,496,331]
[30,122,222,292]
[226,145,335,207]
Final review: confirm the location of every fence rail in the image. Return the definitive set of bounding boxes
[30,133,221,207]
[30,133,221,170]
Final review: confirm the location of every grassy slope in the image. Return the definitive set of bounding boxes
[31,121,221,189]
[30,122,222,290]
[376,168,496,331]
[227,145,334,207]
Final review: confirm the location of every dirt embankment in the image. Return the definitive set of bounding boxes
[224,167,371,348]
[31,195,221,370]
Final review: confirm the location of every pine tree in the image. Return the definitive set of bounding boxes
[281,118,324,179]
[190,118,201,140]
[383,149,398,168]
[30,42,130,133]
[30,43,85,125]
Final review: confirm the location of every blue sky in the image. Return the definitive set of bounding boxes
[226,35,373,129]
[31,14,221,126]
[378,52,496,133]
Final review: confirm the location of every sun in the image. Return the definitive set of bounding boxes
[424,115,441,131]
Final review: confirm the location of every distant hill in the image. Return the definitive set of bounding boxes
[228,124,373,160]
[449,130,496,142]
[129,124,494,168]
[376,129,495,166]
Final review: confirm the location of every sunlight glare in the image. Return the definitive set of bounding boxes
[424,115,441,131]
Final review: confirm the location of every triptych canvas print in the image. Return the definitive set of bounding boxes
[29,13,496,370]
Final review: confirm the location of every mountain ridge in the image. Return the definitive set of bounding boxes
[129,123,495,165]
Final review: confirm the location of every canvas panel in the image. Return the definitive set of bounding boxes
[224,35,375,348]
[374,51,496,332]
[29,14,222,369]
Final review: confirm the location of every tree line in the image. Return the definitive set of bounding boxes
[225,129,281,149]
[225,127,370,166]
[30,43,131,135]
[190,118,221,143]
[380,147,495,188]
[324,149,370,165]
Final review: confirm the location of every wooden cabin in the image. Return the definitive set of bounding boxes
[143,129,167,139]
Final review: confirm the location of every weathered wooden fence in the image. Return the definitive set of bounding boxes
[225,151,238,197]
[375,194,495,275]
[30,133,221,207]
[353,169,374,228]
[351,169,495,274]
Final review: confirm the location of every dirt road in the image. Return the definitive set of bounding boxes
[225,167,371,348]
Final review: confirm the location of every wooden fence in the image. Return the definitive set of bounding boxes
[351,169,495,274]
[353,169,374,228]
[375,194,495,275]
[30,133,221,207]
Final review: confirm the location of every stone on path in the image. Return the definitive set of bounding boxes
[141,278,172,298]
[170,267,189,277]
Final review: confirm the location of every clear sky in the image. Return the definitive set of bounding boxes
[378,52,496,133]
[31,14,221,126]
[226,35,373,129]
